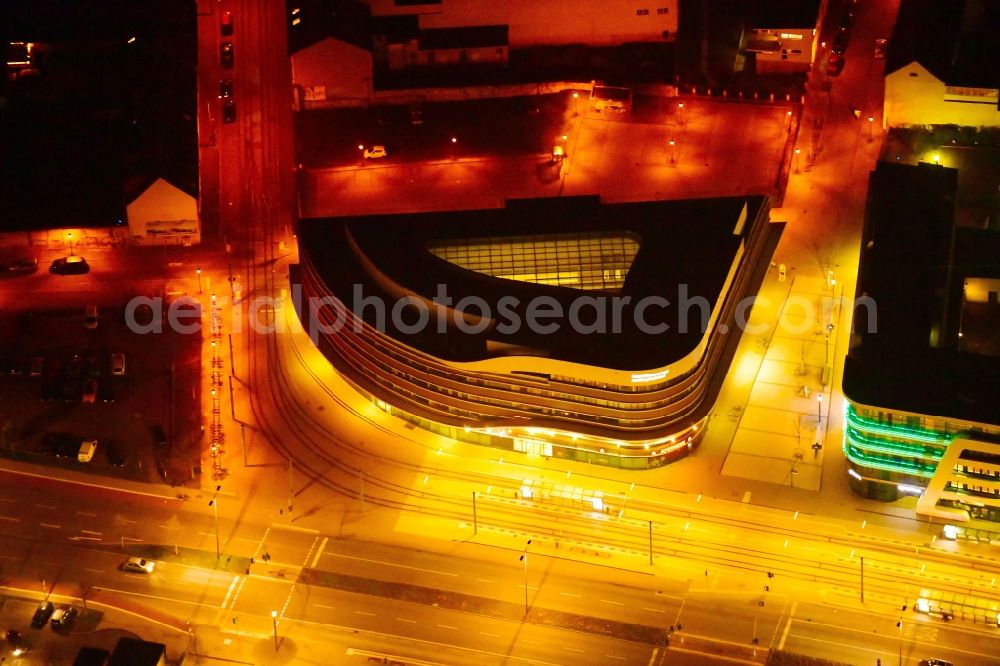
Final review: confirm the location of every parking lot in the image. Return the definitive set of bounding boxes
[0,304,201,484]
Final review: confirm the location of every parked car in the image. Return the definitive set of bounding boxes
[222,98,236,123]
[151,425,168,449]
[84,305,98,329]
[0,257,38,276]
[82,380,98,404]
[827,53,845,77]
[917,660,954,666]
[49,256,89,274]
[78,439,97,462]
[67,355,82,379]
[61,379,81,403]
[874,38,887,59]
[110,352,125,376]
[220,10,233,36]
[363,145,388,159]
[832,31,849,55]
[122,557,155,574]
[29,356,44,376]
[50,606,77,629]
[220,41,234,68]
[105,441,126,467]
[98,379,115,403]
[45,433,78,458]
[86,354,101,377]
[30,601,54,628]
[4,628,27,655]
[218,79,233,98]
[409,105,423,125]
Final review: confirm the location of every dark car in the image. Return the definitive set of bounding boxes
[67,355,82,379]
[31,601,54,628]
[4,628,27,655]
[221,10,233,36]
[826,53,845,77]
[49,256,89,274]
[98,379,115,403]
[0,257,38,277]
[222,98,236,123]
[105,441,126,467]
[220,41,234,68]
[151,425,168,449]
[86,354,101,377]
[832,31,849,55]
[219,79,233,99]
[837,9,855,31]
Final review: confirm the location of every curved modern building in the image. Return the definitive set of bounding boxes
[291,195,783,468]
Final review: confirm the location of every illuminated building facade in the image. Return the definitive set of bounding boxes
[291,195,783,468]
[844,162,1000,523]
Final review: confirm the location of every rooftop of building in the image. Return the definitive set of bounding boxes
[843,161,1000,426]
[750,0,822,28]
[885,0,1000,88]
[418,25,509,51]
[297,195,778,371]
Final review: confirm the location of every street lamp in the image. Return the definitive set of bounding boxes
[519,539,532,615]
[208,485,221,558]
[572,91,579,116]
[668,139,676,166]
[66,232,74,256]
[817,394,823,424]
[867,116,874,143]
[196,267,202,294]
[794,148,801,174]
[271,609,278,651]
[677,101,685,125]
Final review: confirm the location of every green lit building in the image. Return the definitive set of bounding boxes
[843,161,1000,524]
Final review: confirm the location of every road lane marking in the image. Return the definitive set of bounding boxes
[314,604,336,609]
[354,610,376,617]
[437,625,458,630]
[120,518,138,524]
[667,646,759,665]
[0,498,13,502]
[559,592,581,598]
[642,607,666,613]
[36,504,56,510]
[83,568,104,574]
[220,575,240,609]
[39,523,61,529]
[564,647,585,653]
[397,618,416,623]
[479,631,501,638]
[647,649,659,666]
[0,554,20,560]
[198,531,214,537]
[605,656,627,662]
[324,552,458,577]
[521,639,540,645]
[80,529,102,535]
[477,578,496,583]
[0,516,20,522]
[310,536,328,569]
[601,599,624,605]
[778,600,797,650]
[76,511,97,517]
[157,525,171,530]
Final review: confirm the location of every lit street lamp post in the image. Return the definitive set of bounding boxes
[669,139,676,166]
[271,609,278,651]
[572,91,579,117]
[677,101,685,125]
[794,148,801,174]
[196,267,202,294]
[66,232,74,256]
[867,116,874,143]
[817,394,823,424]
[208,484,221,558]
[519,539,532,616]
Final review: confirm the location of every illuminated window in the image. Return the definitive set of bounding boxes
[657,7,669,14]
[637,9,649,16]
[427,232,641,291]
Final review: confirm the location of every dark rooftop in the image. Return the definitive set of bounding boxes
[297,195,777,371]
[843,161,1000,426]
[106,637,165,666]
[885,0,1000,88]
[751,0,822,28]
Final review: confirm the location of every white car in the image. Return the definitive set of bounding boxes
[122,557,155,574]
[363,145,388,159]
[874,38,887,59]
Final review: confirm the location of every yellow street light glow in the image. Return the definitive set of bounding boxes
[292,17,301,26]
[932,153,941,164]
[451,137,457,143]
[127,37,136,44]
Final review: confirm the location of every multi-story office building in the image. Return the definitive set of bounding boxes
[843,162,1000,524]
[291,195,783,468]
